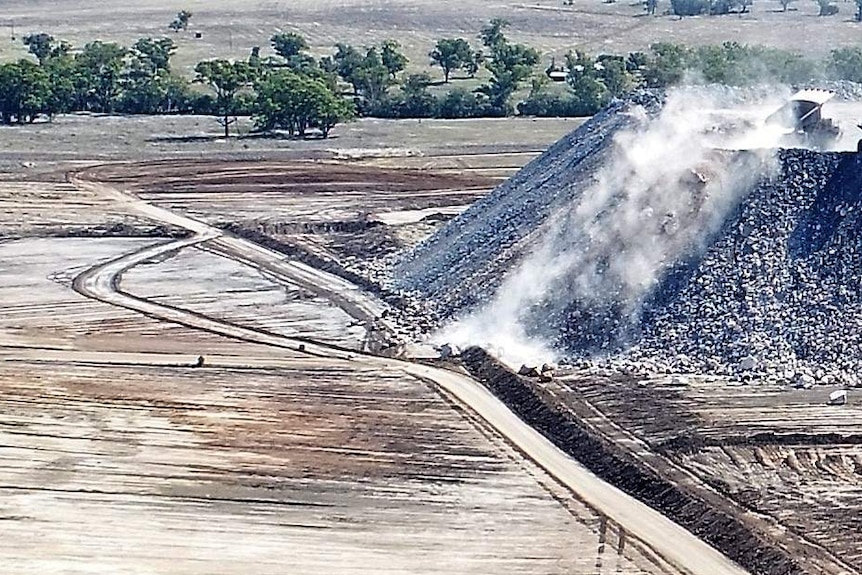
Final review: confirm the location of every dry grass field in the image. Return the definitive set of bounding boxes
[1,0,860,79]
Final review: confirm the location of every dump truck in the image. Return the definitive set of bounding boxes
[765,89,840,149]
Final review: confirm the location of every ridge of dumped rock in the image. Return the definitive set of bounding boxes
[395,93,661,316]
[396,92,862,380]
[629,148,862,378]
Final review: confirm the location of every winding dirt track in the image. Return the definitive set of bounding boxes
[68,170,750,575]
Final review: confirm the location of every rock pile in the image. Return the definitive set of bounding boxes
[395,93,660,319]
[395,91,862,382]
[628,148,862,382]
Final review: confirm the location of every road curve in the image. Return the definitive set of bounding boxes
[68,170,751,575]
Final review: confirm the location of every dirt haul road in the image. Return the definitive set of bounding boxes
[68,169,750,575]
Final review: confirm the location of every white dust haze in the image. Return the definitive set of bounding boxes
[438,88,790,367]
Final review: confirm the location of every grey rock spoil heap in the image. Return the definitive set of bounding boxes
[395,93,862,379]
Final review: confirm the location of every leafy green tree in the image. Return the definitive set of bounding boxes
[131,37,175,73]
[519,78,590,117]
[381,39,408,79]
[480,18,509,51]
[0,60,51,123]
[565,50,610,111]
[642,42,690,88]
[270,32,319,71]
[43,52,77,116]
[194,59,254,137]
[74,41,127,112]
[23,33,55,65]
[396,73,437,117]
[332,43,398,108]
[467,48,484,77]
[595,55,632,96]
[489,43,540,80]
[357,49,392,109]
[429,38,473,82]
[169,10,193,32]
[333,43,364,95]
[271,32,308,60]
[255,69,354,137]
[478,71,517,115]
[827,47,862,82]
[478,20,539,115]
[437,87,485,118]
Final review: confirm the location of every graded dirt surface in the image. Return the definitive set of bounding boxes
[546,371,862,574]
[0,124,755,574]
[0,353,623,574]
[79,160,502,224]
[3,1,860,572]
[3,117,860,573]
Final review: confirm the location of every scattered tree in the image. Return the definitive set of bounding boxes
[480,18,509,51]
[333,43,364,94]
[122,38,189,114]
[479,19,539,114]
[437,87,485,118]
[131,37,176,74]
[429,38,473,82]
[380,39,408,79]
[271,32,308,60]
[169,10,193,32]
[332,43,395,111]
[641,42,690,87]
[467,48,484,77]
[74,41,127,112]
[255,69,354,137]
[0,60,50,123]
[194,59,254,137]
[23,33,54,65]
[395,73,437,117]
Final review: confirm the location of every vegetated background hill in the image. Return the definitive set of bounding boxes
[0,0,859,77]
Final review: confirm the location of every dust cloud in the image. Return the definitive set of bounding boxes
[437,88,787,367]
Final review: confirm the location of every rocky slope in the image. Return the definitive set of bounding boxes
[396,92,862,381]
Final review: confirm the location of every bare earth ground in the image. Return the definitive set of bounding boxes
[1,0,861,570]
[1,117,726,573]
[125,154,862,574]
[546,370,862,572]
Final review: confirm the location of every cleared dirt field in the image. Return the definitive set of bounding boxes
[549,371,862,573]
[4,1,859,572]
[2,121,729,573]
[2,352,646,574]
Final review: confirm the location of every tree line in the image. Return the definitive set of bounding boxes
[3,23,862,134]
[521,42,862,118]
